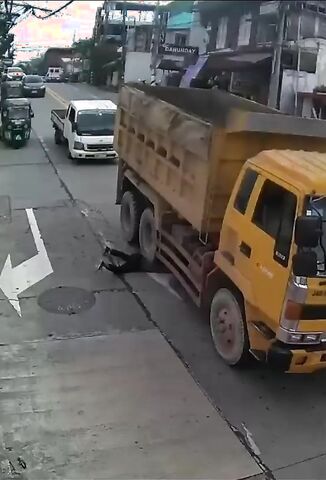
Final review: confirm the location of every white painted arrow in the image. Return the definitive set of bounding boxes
[0,208,53,316]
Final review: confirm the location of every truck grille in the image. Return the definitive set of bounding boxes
[86,144,113,152]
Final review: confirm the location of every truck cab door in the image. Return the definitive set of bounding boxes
[219,168,298,339]
[244,175,298,330]
[64,105,75,143]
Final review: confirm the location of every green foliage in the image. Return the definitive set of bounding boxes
[73,38,94,59]
[90,43,120,86]
[22,56,44,75]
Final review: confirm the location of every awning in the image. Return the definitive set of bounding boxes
[157,59,185,71]
[228,52,273,64]
[204,50,273,72]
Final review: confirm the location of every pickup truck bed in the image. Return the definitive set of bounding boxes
[51,109,66,131]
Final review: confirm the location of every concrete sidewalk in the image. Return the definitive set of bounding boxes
[0,328,261,479]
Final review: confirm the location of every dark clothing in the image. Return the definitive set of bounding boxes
[100,247,142,274]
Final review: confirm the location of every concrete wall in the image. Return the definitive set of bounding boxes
[124,51,151,83]
[280,69,317,114]
[189,10,208,54]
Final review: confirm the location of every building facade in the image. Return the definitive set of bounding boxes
[196,0,326,115]
[91,0,156,86]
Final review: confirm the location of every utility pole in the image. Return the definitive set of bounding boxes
[150,0,160,85]
[294,9,302,114]
[268,2,286,108]
[121,0,127,84]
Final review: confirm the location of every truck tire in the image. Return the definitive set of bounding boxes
[139,207,157,263]
[54,129,62,145]
[120,191,142,243]
[210,288,250,366]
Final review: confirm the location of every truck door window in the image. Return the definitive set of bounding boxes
[234,169,258,214]
[68,107,75,123]
[252,180,296,266]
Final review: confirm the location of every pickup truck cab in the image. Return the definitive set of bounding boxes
[51,99,117,161]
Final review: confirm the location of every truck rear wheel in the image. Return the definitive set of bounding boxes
[139,207,156,263]
[54,129,62,145]
[120,191,142,243]
[210,288,250,366]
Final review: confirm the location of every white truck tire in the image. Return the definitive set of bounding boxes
[139,207,157,263]
[120,190,142,243]
[210,288,250,366]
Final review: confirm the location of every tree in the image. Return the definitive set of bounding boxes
[90,42,120,86]
[73,38,94,59]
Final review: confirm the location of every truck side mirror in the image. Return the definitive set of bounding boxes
[293,251,318,277]
[72,121,77,132]
[295,215,322,248]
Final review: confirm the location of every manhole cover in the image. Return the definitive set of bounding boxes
[38,286,96,315]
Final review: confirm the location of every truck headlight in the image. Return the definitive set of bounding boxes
[278,327,321,344]
[73,141,84,150]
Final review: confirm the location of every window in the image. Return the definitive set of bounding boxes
[318,17,326,38]
[216,16,228,49]
[252,180,297,266]
[238,13,252,46]
[68,107,76,123]
[234,169,258,214]
[175,33,187,46]
[256,18,277,43]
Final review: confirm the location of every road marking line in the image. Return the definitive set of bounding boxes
[47,87,68,107]
[0,208,53,316]
[241,423,261,456]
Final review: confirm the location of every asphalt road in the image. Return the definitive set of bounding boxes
[0,81,325,479]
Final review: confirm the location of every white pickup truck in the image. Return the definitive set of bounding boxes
[51,99,117,162]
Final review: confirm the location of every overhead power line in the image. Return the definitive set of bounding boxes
[31,0,74,19]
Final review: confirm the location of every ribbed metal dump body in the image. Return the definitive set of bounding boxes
[115,83,326,234]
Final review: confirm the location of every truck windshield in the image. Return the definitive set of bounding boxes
[77,110,116,135]
[306,196,326,275]
[8,107,29,119]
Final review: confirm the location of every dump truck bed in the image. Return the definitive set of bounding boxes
[115,84,326,234]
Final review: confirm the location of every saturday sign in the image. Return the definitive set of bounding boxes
[160,44,199,56]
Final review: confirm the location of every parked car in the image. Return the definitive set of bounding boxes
[22,75,46,98]
[6,66,25,81]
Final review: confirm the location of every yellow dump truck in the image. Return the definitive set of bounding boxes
[115,84,326,373]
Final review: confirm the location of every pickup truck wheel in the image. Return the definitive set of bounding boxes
[120,191,142,243]
[210,288,250,366]
[54,129,62,145]
[139,207,157,263]
[67,149,72,159]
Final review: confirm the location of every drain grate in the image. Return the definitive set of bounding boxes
[38,286,96,315]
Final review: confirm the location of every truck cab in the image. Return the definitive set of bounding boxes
[215,150,326,373]
[51,99,117,161]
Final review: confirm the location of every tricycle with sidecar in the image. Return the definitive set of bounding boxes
[0,98,34,148]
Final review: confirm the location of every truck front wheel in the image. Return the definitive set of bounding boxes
[210,288,250,366]
[120,191,142,243]
[139,207,157,263]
